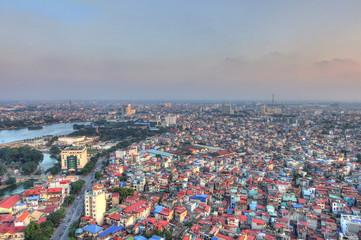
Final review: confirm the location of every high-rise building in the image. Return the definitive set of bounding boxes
[261,104,266,114]
[122,104,136,116]
[84,184,106,225]
[122,104,131,116]
[222,104,234,115]
[61,146,88,174]
[165,114,177,126]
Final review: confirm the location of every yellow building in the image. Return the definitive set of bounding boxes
[85,185,106,225]
[174,207,187,223]
[61,146,88,174]
[0,195,22,214]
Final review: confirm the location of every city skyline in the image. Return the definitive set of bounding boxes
[1,1,361,101]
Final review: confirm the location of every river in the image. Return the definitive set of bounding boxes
[0,180,37,198]
[39,153,58,171]
[0,153,58,199]
[0,122,90,198]
[0,121,90,145]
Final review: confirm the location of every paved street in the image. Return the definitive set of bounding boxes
[51,157,104,240]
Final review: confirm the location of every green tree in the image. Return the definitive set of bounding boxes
[0,146,43,165]
[22,161,38,175]
[68,218,81,238]
[46,137,58,147]
[47,208,65,226]
[63,195,75,206]
[50,146,61,155]
[25,220,54,240]
[95,171,102,180]
[0,163,6,176]
[25,221,40,240]
[5,176,16,185]
[5,147,20,163]
[118,172,127,182]
[46,164,60,176]
[111,187,134,201]
[163,230,172,240]
[81,157,98,175]
[153,229,163,237]
[70,180,85,194]
[143,232,152,239]
[39,220,54,237]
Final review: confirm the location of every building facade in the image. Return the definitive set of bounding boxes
[61,146,88,174]
[85,186,106,225]
[222,104,234,115]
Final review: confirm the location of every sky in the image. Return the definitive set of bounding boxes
[1,0,361,102]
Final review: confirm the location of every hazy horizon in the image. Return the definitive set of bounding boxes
[1,1,361,101]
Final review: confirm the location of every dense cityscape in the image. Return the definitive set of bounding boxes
[2,1,361,240]
[0,101,361,240]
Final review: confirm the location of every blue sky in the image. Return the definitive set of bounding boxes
[1,1,361,101]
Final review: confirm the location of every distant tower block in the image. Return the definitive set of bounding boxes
[261,104,266,114]
[122,104,136,116]
[222,103,234,115]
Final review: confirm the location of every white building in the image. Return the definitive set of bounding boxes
[332,201,346,213]
[341,215,361,234]
[84,185,106,225]
[165,114,177,126]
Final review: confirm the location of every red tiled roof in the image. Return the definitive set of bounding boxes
[37,217,46,224]
[38,208,55,213]
[0,195,22,209]
[15,211,30,223]
[108,214,122,221]
[0,226,26,234]
[47,188,62,193]
[123,200,146,214]
[215,233,236,240]
[23,189,40,196]
[252,218,266,225]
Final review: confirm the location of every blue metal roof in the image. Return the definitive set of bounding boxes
[28,196,40,201]
[83,224,104,234]
[149,236,163,240]
[154,206,165,214]
[97,225,122,237]
[135,237,148,240]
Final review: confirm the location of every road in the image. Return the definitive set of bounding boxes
[51,157,105,240]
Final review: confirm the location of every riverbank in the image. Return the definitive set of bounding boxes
[0,121,90,145]
[0,179,37,198]
[0,152,57,198]
[0,120,91,131]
